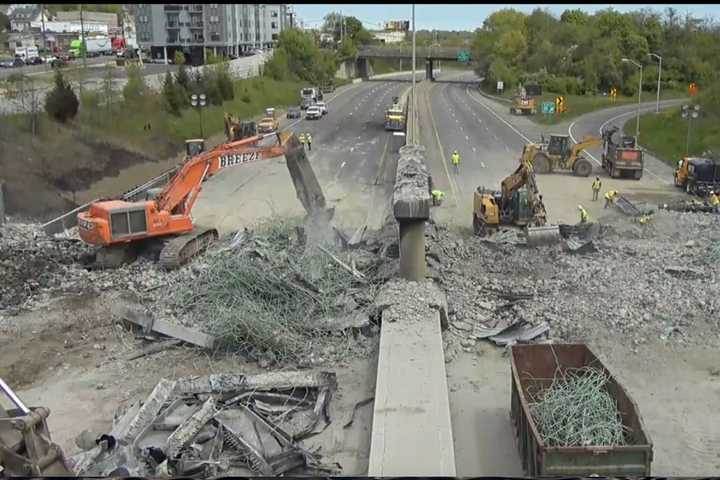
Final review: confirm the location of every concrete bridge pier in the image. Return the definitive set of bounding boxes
[425,58,435,82]
[356,57,374,80]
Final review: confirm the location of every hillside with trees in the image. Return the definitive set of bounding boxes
[472,6,720,109]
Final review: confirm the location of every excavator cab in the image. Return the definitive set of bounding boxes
[547,134,571,158]
[185,139,205,159]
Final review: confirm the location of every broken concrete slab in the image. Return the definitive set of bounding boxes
[393,145,432,221]
[117,303,215,349]
[369,279,456,476]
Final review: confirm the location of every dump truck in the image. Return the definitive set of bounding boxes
[674,155,720,196]
[510,344,653,477]
[384,96,406,132]
[601,126,644,179]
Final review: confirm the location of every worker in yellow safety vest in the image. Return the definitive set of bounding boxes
[578,204,589,223]
[298,133,307,148]
[306,133,313,151]
[591,177,602,201]
[431,189,445,206]
[708,190,720,213]
[451,150,461,175]
[604,190,619,209]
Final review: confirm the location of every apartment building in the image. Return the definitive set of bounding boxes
[135,4,287,65]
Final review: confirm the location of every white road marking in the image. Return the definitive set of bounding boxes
[465,87,532,144]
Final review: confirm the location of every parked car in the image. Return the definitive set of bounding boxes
[305,105,322,120]
[0,57,15,68]
[315,101,328,115]
[12,57,25,68]
[26,56,43,65]
[286,106,302,119]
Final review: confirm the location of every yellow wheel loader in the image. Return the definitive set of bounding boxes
[523,134,601,177]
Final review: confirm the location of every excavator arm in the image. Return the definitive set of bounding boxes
[156,132,289,215]
[569,136,602,163]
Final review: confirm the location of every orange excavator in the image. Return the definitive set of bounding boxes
[77,131,324,269]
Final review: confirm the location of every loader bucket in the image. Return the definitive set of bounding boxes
[526,225,562,247]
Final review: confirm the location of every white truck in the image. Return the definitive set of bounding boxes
[299,87,322,108]
[86,36,113,56]
[14,46,39,63]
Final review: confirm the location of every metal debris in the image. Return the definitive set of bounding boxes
[68,371,337,478]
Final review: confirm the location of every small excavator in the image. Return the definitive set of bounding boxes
[77,129,326,269]
[523,134,601,177]
[472,156,561,246]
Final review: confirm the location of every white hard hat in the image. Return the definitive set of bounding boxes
[577,205,583,210]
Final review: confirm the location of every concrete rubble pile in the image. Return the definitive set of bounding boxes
[423,210,720,352]
[0,221,171,317]
[68,371,339,477]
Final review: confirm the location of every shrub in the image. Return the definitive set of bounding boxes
[45,69,79,123]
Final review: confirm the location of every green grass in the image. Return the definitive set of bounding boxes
[480,85,685,125]
[76,76,305,156]
[623,108,720,166]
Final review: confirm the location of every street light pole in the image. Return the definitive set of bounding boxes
[191,93,207,138]
[411,3,416,143]
[648,52,662,114]
[622,57,642,142]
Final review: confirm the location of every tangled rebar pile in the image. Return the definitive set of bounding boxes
[528,367,629,447]
[169,219,383,364]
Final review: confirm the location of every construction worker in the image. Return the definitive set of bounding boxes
[298,132,307,149]
[451,150,460,175]
[604,190,618,209]
[578,204,589,224]
[591,177,602,201]
[709,191,720,213]
[306,132,313,151]
[638,214,651,225]
[431,189,445,206]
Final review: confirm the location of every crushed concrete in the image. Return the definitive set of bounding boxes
[423,210,720,357]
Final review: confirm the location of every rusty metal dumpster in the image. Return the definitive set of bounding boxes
[510,344,653,477]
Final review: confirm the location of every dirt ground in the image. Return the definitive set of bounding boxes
[1,293,377,475]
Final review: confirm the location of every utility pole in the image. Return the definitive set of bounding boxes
[79,3,86,98]
[648,52,662,114]
[40,4,46,54]
[411,3,416,142]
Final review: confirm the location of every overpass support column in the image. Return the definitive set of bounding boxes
[394,145,430,280]
[425,58,435,82]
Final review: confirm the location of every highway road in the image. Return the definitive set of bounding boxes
[193,74,415,236]
[413,69,692,476]
[421,71,688,228]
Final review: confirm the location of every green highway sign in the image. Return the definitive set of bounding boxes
[541,101,556,114]
[457,49,470,63]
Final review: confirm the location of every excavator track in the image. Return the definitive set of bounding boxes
[158,228,219,270]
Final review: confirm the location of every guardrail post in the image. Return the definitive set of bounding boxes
[393,145,431,281]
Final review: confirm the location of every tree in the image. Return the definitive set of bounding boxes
[101,64,114,111]
[45,69,79,124]
[174,51,186,66]
[176,64,190,91]
[162,71,181,116]
[4,73,43,135]
[214,62,235,101]
[123,62,148,103]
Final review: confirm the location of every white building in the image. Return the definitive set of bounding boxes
[372,30,406,44]
[29,20,109,35]
[136,4,288,65]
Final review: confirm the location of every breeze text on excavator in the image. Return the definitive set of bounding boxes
[77,126,317,270]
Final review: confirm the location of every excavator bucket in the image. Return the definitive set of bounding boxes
[526,225,562,247]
